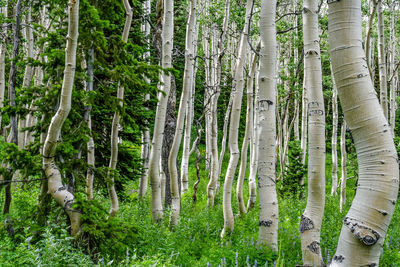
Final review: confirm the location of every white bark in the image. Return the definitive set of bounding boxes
[0,4,6,131]
[107,0,133,217]
[389,2,397,134]
[247,62,259,210]
[300,1,326,265]
[377,0,388,119]
[339,119,347,213]
[139,0,151,198]
[221,0,252,238]
[328,0,399,265]
[300,74,308,164]
[42,0,80,236]
[331,66,338,196]
[86,48,95,200]
[257,0,278,251]
[148,0,174,222]
[207,0,231,207]
[237,53,257,215]
[168,0,196,226]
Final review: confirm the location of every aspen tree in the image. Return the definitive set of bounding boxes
[365,0,376,79]
[247,62,259,210]
[339,119,347,213]
[207,0,231,206]
[168,0,197,226]
[221,0,252,238]
[331,67,338,196]
[299,1,325,265]
[377,0,388,119]
[389,2,397,134]
[0,3,6,130]
[85,48,95,200]
[237,53,257,215]
[257,0,278,250]
[42,0,80,236]
[107,0,133,217]
[139,0,151,198]
[328,0,399,265]
[148,0,174,222]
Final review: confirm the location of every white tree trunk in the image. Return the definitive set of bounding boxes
[331,66,338,196]
[148,0,174,222]
[377,0,388,119]
[42,0,80,236]
[300,1,326,265]
[389,2,397,134]
[0,4,6,131]
[207,0,231,207]
[328,0,399,265]
[168,0,196,226]
[139,0,151,198]
[247,62,259,210]
[86,48,95,200]
[237,53,257,215]
[221,0,252,238]
[107,0,133,217]
[339,119,347,213]
[365,0,376,79]
[256,0,278,251]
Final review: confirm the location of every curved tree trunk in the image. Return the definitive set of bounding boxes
[328,0,399,265]
[237,53,257,215]
[221,0,252,238]
[299,1,326,265]
[148,0,174,223]
[42,0,80,236]
[256,0,278,251]
[168,0,196,225]
[107,0,133,217]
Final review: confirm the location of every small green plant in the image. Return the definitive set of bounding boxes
[278,140,306,198]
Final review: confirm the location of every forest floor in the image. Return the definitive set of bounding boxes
[0,152,399,266]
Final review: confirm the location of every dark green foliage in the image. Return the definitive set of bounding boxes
[74,194,139,263]
[278,140,305,199]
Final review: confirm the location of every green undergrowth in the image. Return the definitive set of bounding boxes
[0,151,399,266]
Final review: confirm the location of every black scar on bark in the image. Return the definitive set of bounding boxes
[333,255,344,263]
[343,217,380,246]
[299,215,314,233]
[307,241,320,254]
[366,264,377,267]
[64,199,74,210]
[259,220,273,227]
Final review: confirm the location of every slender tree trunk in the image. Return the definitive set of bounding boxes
[331,66,338,196]
[168,0,196,226]
[42,0,80,236]
[139,0,151,198]
[328,0,399,265]
[107,0,133,217]
[148,0,174,222]
[221,0,252,238]
[85,48,95,200]
[300,76,308,164]
[237,53,257,215]
[0,3,7,131]
[207,0,231,207]
[299,1,326,265]
[339,119,347,213]
[247,62,259,210]
[365,0,376,79]
[377,0,388,119]
[256,0,278,251]
[3,0,22,215]
[389,2,397,134]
